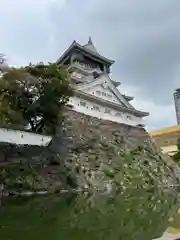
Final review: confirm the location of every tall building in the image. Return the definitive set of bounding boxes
[174,88,180,124]
[57,37,149,126]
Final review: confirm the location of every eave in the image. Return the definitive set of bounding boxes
[74,90,149,117]
[112,80,121,87]
[56,41,115,66]
[122,95,134,101]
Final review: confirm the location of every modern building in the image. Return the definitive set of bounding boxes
[57,37,149,126]
[174,88,180,125]
[149,125,180,155]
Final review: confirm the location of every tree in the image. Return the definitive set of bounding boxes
[0,62,73,134]
[0,53,8,77]
[171,138,180,163]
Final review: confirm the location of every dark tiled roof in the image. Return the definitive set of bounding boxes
[57,38,115,65]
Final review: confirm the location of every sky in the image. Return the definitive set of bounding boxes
[1,0,180,130]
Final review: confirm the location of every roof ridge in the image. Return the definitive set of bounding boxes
[83,37,99,54]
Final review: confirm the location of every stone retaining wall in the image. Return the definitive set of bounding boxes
[0,108,176,194]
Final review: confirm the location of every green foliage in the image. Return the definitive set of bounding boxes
[103,168,115,179]
[177,138,180,151]
[0,159,41,191]
[171,138,180,163]
[0,62,73,134]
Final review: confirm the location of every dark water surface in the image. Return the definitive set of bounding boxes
[0,192,177,240]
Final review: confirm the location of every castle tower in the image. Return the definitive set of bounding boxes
[57,38,149,126]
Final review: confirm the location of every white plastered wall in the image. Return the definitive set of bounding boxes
[69,96,143,126]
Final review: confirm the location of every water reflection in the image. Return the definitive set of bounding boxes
[0,190,178,240]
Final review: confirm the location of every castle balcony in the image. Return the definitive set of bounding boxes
[71,72,86,83]
[68,61,102,75]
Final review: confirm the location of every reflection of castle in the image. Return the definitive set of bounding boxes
[57,37,149,126]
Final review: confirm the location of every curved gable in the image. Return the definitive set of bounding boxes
[76,74,134,109]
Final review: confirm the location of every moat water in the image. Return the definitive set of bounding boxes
[0,192,177,240]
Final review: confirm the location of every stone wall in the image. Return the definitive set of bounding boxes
[53,108,149,154]
[0,108,150,164]
[0,108,178,195]
[0,143,46,163]
[48,108,177,191]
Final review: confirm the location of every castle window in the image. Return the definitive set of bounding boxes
[127,115,132,120]
[93,106,100,111]
[105,108,111,114]
[96,91,100,96]
[80,101,86,107]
